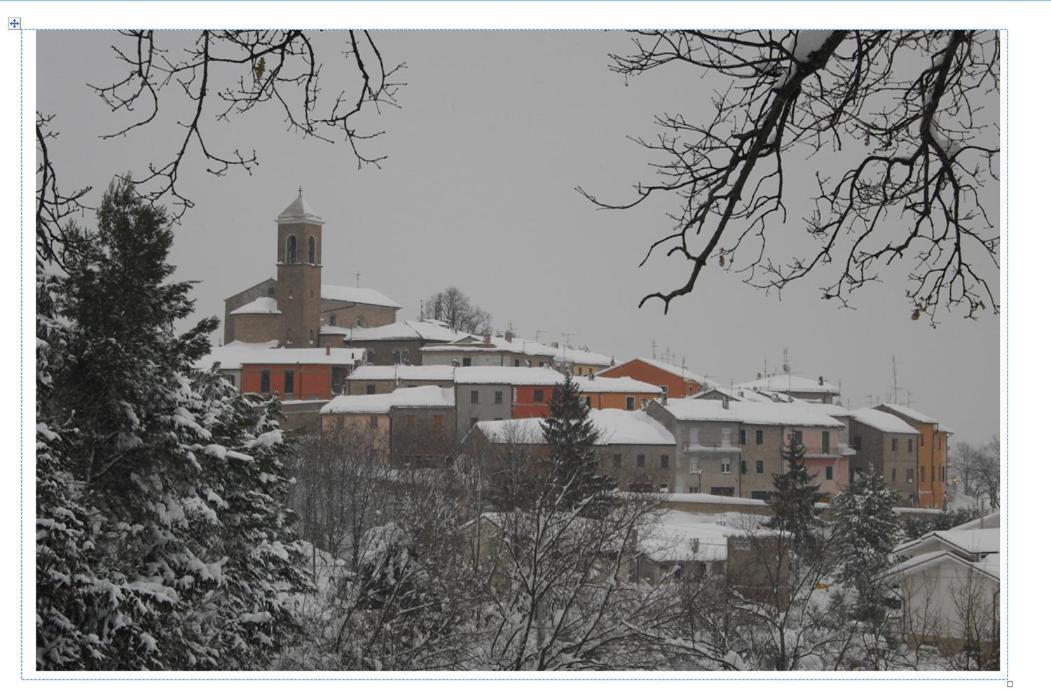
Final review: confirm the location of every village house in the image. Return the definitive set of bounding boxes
[239,347,366,401]
[736,373,841,404]
[885,512,999,659]
[345,364,456,395]
[420,333,558,368]
[319,386,457,467]
[876,402,952,509]
[465,408,678,493]
[222,190,402,347]
[320,319,468,363]
[646,398,851,498]
[845,407,922,503]
[597,357,716,399]
[552,345,615,376]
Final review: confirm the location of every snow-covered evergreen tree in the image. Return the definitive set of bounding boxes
[36,177,306,669]
[540,372,614,513]
[764,433,822,551]
[830,467,902,620]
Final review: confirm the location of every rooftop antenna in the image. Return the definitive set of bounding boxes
[892,355,901,404]
[561,331,577,363]
[419,299,424,322]
[782,348,791,374]
[355,272,361,288]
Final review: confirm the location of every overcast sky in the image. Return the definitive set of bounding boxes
[37,30,1000,446]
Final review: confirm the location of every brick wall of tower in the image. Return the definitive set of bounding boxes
[276,221,323,348]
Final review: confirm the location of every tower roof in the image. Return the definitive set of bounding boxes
[276,187,324,225]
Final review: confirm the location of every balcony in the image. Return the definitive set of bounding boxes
[682,442,741,455]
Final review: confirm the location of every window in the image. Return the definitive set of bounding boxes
[514,359,520,367]
[739,429,747,445]
[906,468,914,484]
[470,390,479,404]
[853,435,862,450]
[821,431,830,454]
[756,460,764,474]
[462,357,472,367]
[755,429,764,445]
[284,369,294,394]
[751,491,770,501]
[688,486,699,493]
[892,468,897,482]
[825,465,833,480]
[494,391,503,405]
[936,435,941,450]
[720,460,731,474]
[907,438,913,452]
[331,367,347,394]
[308,236,316,263]
[613,454,622,468]
[329,314,336,326]
[626,396,636,411]
[891,438,898,452]
[366,384,376,395]
[260,370,271,393]
[369,415,378,429]
[533,389,544,403]
[920,466,926,482]
[740,460,747,474]
[791,430,802,445]
[286,235,297,263]
[660,455,670,469]
[920,433,925,447]
[407,415,416,428]
[636,454,645,469]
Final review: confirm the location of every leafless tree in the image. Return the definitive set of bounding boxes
[289,429,395,573]
[424,286,493,335]
[38,30,402,263]
[950,435,999,508]
[581,31,999,324]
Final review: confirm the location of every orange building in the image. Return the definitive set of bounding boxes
[875,403,952,509]
[240,347,365,401]
[597,358,714,399]
[511,375,664,419]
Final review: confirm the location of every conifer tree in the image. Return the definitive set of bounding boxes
[830,467,902,620]
[765,432,823,551]
[36,177,306,669]
[540,372,614,512]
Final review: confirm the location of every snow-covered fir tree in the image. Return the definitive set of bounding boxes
[36,177,307,669]
[830,467,902,620]
[764,433,823,551]
[540,372,615,513]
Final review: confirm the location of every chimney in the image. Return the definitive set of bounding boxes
[325,344,331,356]
[756,372,762,379]
[484,331,491,344]
[587,372,595,381]
[819,375,825,386]
[722,395,730,410]
[690,538,700,555]
[660,385,668,405]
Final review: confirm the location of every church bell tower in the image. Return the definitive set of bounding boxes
[275,188,323,347]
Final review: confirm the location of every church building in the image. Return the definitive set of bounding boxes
[223,190,402,346]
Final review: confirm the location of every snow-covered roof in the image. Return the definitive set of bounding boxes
[346,365,456,383]
[849,408,921,435]
[230,296,281,316]
[420,335,559,358]
[792,401,850,418]
[894,528,1000,559]
[952,510,999,531]
[453,366,565,386]
[884,550,999,582]
[659,399,845,428]
[877,402,939,425]
[641,510,774,563]
[195,340,280,370]
[475,409,675,447]
[554,346,615,367]
[336,319,467,343]
[576,376,662,394]
[737,374,839,395]
[276,189,324,225]
[321,284,402,309]
[239,347,366,366]
[321,385,455,415]
[600,358,713,387]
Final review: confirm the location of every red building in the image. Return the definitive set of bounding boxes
[597,358,715,399]
[240,347,365,401]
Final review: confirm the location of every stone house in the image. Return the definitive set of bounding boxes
[846,407,921,503]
